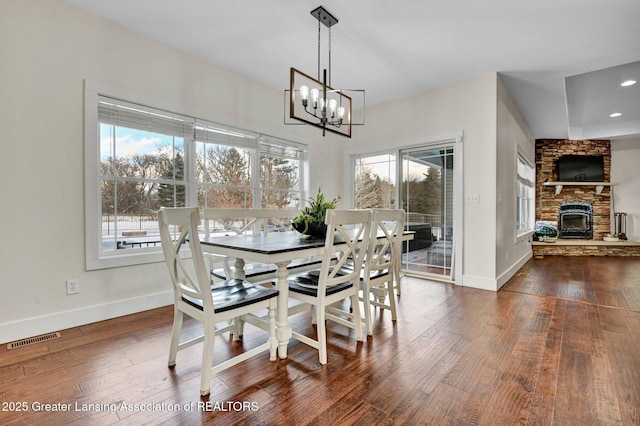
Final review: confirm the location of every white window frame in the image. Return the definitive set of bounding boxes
[85,81,307,270]
[516,152,535,241]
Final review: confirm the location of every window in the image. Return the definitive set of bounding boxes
[195,122,256,209]
[98,98,190,255]
[85,84,306,269]
[259,139,304,209]
[516,153,535,237]
[353,153,397,209]
[194,122,305,210]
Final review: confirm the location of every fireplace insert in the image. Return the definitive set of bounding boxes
[558,202,593,239]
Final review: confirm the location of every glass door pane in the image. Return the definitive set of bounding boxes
[400,145,455,280]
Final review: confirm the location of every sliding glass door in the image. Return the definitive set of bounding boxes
[399,144,455,281]
[351,138,460,282]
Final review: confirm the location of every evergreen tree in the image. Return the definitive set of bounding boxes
[260,155,298,208]
[158,152,185,208]
[400,166,441,216]
[421,167,441,215]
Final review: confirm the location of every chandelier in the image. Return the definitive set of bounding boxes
[285,6,365,138]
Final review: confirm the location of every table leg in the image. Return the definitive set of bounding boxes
[233,258,246,280]
[232,258,246,341]
[274,261,292,359]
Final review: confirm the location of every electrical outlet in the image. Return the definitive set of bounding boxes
[466,194,480,204]
[66,279,79,295]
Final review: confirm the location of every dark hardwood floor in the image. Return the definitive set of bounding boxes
[1,256,639,425]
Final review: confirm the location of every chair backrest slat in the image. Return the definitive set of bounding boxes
[366,208,406,275]
[203,208,300,238]
[159,207,213,308]
[319,209,372,291]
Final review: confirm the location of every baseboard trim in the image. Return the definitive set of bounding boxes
[461,251,532,292]
[462,274,498,291]
[497,251,533,290]
[0,291,173,345]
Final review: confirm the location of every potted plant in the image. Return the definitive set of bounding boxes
[292,187,341,237]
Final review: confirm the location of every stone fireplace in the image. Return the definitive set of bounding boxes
[558,201,593,239]
[533,139,640,257]
[535,139,611,241]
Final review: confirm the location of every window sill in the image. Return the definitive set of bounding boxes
[86,251,165,270]
[516,230,534,244]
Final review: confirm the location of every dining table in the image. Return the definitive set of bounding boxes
[200,230,413,359]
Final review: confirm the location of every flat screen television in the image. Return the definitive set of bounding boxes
[557,155,604,182]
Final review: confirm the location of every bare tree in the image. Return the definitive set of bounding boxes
[201,145,252,208]
[355,166,395,209]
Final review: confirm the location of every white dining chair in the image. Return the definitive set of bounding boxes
[286,209,371,364]
[158,207,278,397]
[360,208,405,336]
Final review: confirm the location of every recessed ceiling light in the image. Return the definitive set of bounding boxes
[621,80,636,87]
[609,112,622,118]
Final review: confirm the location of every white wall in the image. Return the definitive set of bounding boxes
[345,74,501,289]
[0,0,345,343]
[611,138,640,241]
[495,76,535,288]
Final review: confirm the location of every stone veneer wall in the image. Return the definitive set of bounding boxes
[533,244,640,257]
[535,139,611,240]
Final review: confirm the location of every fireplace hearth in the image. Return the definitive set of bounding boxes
[558,202,593,239]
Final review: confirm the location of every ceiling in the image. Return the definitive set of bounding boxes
[65,0,640,141]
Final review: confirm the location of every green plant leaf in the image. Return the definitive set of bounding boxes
[293,186,341,226]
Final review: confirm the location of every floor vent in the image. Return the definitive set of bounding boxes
[7,332,61,350]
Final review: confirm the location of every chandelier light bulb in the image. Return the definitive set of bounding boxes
[300,85,309,100]
[310,88,320,109]
[319,98,326,115]
[328,99,337,117]
[337,106,345,119]
[299,85,309,108]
